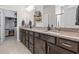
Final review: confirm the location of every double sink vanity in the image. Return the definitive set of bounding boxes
[19,27,79,54]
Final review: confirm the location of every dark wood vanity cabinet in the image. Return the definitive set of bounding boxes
[20,28,79,54]
[34,38,46,54]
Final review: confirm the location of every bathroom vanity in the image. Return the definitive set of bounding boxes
[19,27,79,54]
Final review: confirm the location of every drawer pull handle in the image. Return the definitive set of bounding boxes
[62,43,72,47]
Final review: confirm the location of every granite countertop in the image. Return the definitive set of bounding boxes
[20,27,79,42]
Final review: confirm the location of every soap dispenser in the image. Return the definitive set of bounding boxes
[29,20,32,28]
[21,20,25,27]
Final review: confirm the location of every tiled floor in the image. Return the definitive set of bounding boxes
[0,36,31,54]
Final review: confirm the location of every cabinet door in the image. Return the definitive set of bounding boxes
[29,43,33,53]
[25,40,28,48]
[47,43,55,54]
[29,35,33,44]
[54,46,74,54]
[35,38,46,54]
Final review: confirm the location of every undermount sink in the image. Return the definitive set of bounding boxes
[45,31,59,35]
[29,28,60,35]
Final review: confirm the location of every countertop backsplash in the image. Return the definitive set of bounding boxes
[21,26,79,33]
[56,27,79,33]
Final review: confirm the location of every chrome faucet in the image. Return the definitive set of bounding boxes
[47,24,51,31]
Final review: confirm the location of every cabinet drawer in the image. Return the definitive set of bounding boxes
[40,34,47,40]
[29,31,33,35]
[34,32,39,38]
[55,46,74,54]
[57,38,78,52]
[40,34,55,44]
[47,36,55,44]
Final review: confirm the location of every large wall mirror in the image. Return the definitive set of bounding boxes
[56,5,79,28]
